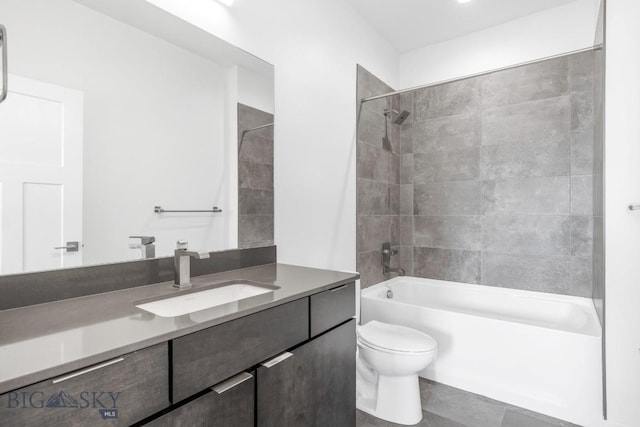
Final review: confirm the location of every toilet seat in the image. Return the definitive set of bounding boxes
[358,320,437,354]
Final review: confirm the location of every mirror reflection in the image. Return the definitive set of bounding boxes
[0,0,275,275]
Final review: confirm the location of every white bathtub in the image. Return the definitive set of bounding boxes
[360,277,602,427]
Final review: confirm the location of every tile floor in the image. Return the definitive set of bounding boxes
[356,379,579,427]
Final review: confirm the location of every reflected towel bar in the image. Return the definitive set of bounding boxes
[154,206,222,213]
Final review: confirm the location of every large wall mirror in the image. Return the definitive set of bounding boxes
[0,0,275,275]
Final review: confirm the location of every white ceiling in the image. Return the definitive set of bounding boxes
[346,0,580,53]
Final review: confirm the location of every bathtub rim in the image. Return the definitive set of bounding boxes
[360,276,601,337]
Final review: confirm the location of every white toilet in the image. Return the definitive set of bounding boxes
[356,320,437,425]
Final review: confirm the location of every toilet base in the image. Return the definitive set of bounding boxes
[356,357,423,425]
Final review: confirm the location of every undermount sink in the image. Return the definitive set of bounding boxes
[136,281,279,317]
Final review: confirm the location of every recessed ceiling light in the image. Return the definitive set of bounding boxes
[457,0,473,4]
[217,0,234,6]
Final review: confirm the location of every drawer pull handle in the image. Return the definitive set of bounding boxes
[330,284,349,292]
[261,352,293,368]
[51,357,124,384]
[212,372,253,394]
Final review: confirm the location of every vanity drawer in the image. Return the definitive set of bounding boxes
[309,282,355,337]
[146,372,254,427]
[172,298,309,402]
[0,343,169,427]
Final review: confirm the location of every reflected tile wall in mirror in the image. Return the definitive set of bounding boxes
[238,103,274,248]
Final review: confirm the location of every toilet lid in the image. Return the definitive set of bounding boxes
[358,321,437,353]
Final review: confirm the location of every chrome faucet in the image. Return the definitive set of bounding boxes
[382,242,405,277]
[129,235,156,259]
[384,265,406,276]
[174,241,210,289]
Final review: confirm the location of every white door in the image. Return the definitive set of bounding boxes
[0,75,83,274]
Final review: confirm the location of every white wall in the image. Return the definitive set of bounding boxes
[225,66,240,250]
[399,0,599,88]
[2,0,232,265]
[238,66,275,115]
[146,0,399,271]
[604,1,640,425]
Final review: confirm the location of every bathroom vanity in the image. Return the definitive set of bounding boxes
[0,261,357,426]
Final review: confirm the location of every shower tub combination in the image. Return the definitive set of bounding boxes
[360,277,602,427]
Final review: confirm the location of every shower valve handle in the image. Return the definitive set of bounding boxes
[381,243,398,256]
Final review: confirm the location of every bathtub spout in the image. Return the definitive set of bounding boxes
[384,266,405,276]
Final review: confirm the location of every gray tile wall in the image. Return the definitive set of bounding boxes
[356,66,404,287]
[592,44,605,323]
[400,52,597,297]
[357,52,598,296]
[238,104,274,249]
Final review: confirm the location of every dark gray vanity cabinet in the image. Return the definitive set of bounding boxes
[145,372,254,427]
[309,283,355,337]
[256,319,356,427]
[171,298,309,403]
[167,283,355,427]
[0,343,169,427]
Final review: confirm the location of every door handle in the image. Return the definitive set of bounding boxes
[0,24,7,104]
[54,241,79,252]
[261,352,293,368]
[52,357,124,384]
[212,372,253,394]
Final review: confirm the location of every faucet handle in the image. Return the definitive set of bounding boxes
[130,236,155,245]
[174,242,210,260]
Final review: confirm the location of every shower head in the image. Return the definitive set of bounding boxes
[384,109,411,125]
[393,110,410,125]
